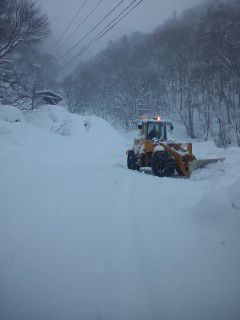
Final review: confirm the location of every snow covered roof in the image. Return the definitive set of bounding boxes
[35,90,63,103]
[141,119,165,123]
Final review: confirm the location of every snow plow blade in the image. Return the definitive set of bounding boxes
[189,158,225,174]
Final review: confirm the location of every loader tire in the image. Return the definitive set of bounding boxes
[176,166,184,176]
[152,151,175,177]
[127,150,140,171]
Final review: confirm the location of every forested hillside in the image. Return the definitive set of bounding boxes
[62,0,240,146]
[0,0,59,108]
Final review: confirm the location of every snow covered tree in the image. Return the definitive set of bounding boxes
[0,0,49,60]
[0,0,60,108]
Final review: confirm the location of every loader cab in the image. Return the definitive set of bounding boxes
[139,121,168,141]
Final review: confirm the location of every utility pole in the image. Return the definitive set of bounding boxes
[31,64,41,110]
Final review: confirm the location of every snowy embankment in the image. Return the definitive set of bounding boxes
[0,105,240,320]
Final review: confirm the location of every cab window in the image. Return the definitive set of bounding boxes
[147,123,165,140]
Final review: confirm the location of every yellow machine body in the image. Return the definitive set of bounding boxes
[127,116,223,177]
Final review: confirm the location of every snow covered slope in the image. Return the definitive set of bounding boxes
[0,104,23,123]
[0,105,240,320]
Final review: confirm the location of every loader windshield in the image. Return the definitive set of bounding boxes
[147,122,166,141]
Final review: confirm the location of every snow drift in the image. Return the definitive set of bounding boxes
[0,104,23,123]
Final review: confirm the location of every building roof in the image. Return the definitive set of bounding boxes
[35,90,63,103]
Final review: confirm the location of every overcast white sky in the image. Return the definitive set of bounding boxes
[37,0,203,67]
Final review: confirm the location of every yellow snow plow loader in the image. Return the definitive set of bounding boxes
[126,116,224,177]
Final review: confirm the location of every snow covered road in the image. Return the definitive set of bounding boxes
[1,107,240,320]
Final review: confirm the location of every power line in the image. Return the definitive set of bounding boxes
[57,0,126,62]
[50,0,89,51]
[62,0,143,71]
[61,0,143,71]
[58,0,108,50]
[57,0,128,62]
[80,0,143,56]
[79,0,142,56]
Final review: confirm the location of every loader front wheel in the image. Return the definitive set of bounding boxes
[176,166,184,176]
[127,150,140,171]
[152,151,175,177]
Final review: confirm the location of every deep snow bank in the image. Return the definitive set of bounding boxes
[0,104,23,123]
[0,105,125,163]
[194,178,240,235]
